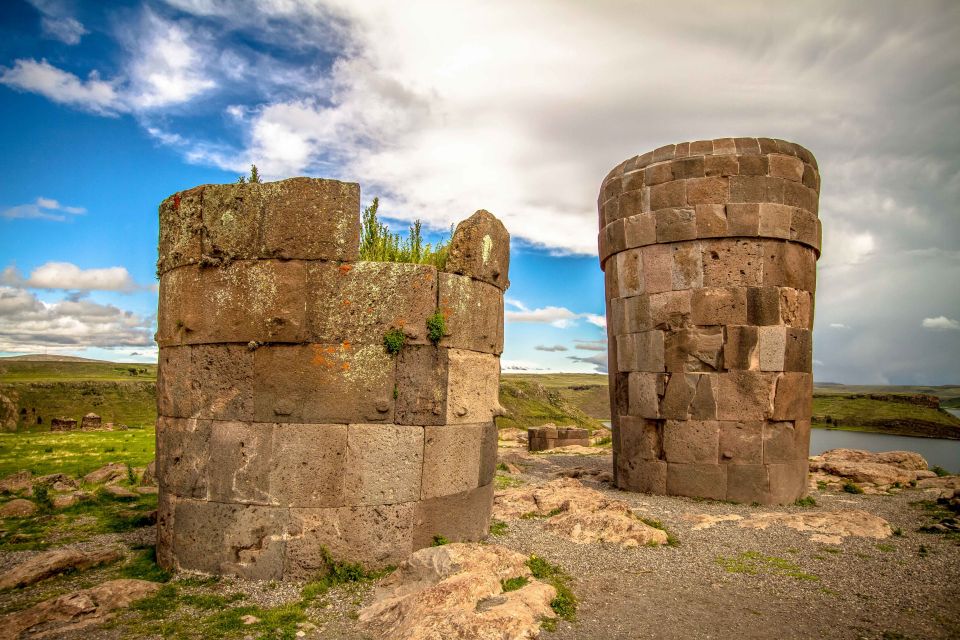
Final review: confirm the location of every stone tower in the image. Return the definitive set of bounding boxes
[598,138,820,504]
[156,177,509,579]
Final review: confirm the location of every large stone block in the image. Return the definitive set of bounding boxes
[253,343,395,424]
[421,423,486,499]
[446,210,511,290]
[413,483,493,549]
[307,261,438,346]
[438,273,504,354]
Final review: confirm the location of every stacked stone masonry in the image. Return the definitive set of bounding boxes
[598,138,821,505]
[156,177,509,579]
[527,426,590,452]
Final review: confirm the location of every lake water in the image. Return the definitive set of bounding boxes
[601,416,960,473]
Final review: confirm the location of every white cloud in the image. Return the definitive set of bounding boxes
[0,286,154,351]
[1,197,86,221]
[922,316,960,331]
[2,263,141,293]
[0,59,121,114]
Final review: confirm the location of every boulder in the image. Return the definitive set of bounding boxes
[83,463,128,485]
[0,471,32,494]
[0,547,123,590]
[0,579,161,640]
[0,499,37,518]
[358,543,555,640]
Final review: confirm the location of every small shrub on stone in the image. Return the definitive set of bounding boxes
[426,309,446,345]
[383,328,406,355]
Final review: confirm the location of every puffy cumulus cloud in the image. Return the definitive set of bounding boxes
[1,197,86,221]
[1,263,142,293]
[26,0,88,45]
[0,59,121,115]
[0,286,154,352]
[922,316,960,331]
[534,344,568,352]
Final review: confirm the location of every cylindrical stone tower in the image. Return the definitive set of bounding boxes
[156,177,509,579]
[598,138,821,504]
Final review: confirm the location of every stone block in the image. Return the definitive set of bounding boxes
[269,423,349,507]
[767,460,809,504]
[772,372,812,420]
[666,463,727,500]
[616,331,665,372]
[758,326,787,371]
[690,288,748,325]
[173,499,289,580]
[286,503,415,578]
[719,421,763,464]
[615,248,645,297]
[685,177,729,205]
[259,178,360,262]
[649,181,686,210]
[158,186,203,274]
[664,328,723,372]
[413,483,493,549]
[641,243,673,294]
[762,421,799,463]
[623,211,657,248]
[421,423,486,499]
[647,290,693,330]
[663,420,719,464]
[701,239,763,287]
[617,458,667,493]
[672,156,704,180]
[253,343,395,424]
[729,176,785,204]
[157,347,196,418]
[726,464,770,503]
[715,372,776,420]
[618,416,661,460]
[695,204,728,237]
[446,209,511,290]
[307,261,438,346]
[768,154,805,182]
[628,373,663,418]
[208,420,275,504]
[737,155,768,176]
[671,242,703,290]
[655,208,697,243]
[725,203,760,236]
[156,417,211,500]
[704,155,738,177]
[757,204,793,238]
[761,241,817,292]
[193,344,254,421]
[437,273,504,354]
[342,424,422,506]
[724,325,759,370]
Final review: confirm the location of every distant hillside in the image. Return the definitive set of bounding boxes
[0,354,111,363]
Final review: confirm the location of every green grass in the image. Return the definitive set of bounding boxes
[715,551,819,581]
[0,427,155,477]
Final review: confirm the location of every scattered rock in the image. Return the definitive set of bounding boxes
[83,463,128,485]
[809,448,938,493]
[102,485,137,499]
[0,471,32,494]
[0,579,161,640]
[0,547,123,590]
[0,499,37,518]
[495,478,667,547]
[358,543,555,640]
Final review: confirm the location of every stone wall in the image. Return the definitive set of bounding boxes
[598,138,820,505]
[156,177,509,579]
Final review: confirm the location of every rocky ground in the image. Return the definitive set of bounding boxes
[0,446,957,639]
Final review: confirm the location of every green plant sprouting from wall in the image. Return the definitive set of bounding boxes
[359,197,452,268]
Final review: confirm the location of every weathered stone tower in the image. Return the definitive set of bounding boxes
[598,138,820,504]
[156,177,508,579]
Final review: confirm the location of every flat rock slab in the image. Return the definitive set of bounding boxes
[358,543,554,640]
[681,509,893,544]
[0,547,123,591]
[0,578,160,640]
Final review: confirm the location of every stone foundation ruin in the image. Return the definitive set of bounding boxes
[598,138,821,504]
[155,177,509,579]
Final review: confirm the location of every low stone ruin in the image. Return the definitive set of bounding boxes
[527,425,590,452]
[80,413,101,430]
[598,138,821,504]
[50,418,77,432]
[155,177,509,579]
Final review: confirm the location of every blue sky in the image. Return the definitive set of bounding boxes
[0,0,957,383]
